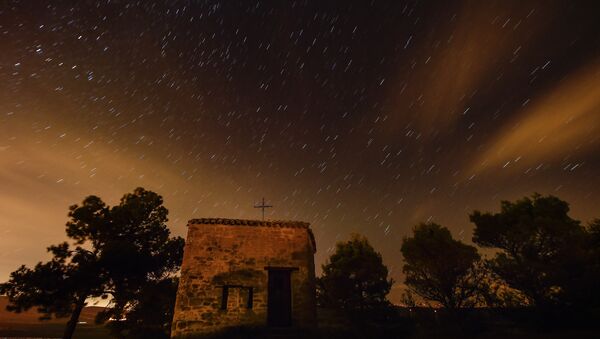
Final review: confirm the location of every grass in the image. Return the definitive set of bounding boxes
[2,321,599,339]
[0,322,112,339]
[0,296,111,338]
[2,307,599,338]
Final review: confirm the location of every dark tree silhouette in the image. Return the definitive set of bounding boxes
[590,220,600,287]
[470,194,587,307]
[401,222,480,309]
[573,219,600,308]
[102,277,179,339]
[0,188,184,339]
[0,242,104,337]
[317,234,393,314]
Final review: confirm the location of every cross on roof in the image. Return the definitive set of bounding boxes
[253,197,273,221]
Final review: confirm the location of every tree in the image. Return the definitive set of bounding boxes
[588,220,600,302]
[103,277,179,339]
[0,243,104,338]
[0,188,184,339]
[317,234,393,314]
[401,222,480,309]
[567,219,600,308]
[399,289,418,308]
[470,263,530,308]
[470,194,586,307]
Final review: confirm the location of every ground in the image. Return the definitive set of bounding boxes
[1,297,598,338]
[0,296,109,338]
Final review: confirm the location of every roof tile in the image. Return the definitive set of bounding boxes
[188,218,310,229]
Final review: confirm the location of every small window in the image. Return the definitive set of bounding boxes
[221,286,229,310]
[247,287,253,309]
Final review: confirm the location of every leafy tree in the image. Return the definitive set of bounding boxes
[0,188,184,339]
[317,234,393,314]
[399,289,418,308]
[470,194,587,307]
[471,263,530,308]
[401,222,480,309]
[1,242,104,338]
[103,277,179,339]
[571,219,600,307]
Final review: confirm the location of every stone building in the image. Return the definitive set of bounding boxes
[171,218,317,337]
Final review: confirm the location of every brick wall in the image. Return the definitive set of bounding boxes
[171,219,316,337]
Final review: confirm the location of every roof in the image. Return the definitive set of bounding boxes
[188,218,310,228]
[187,218,316,253]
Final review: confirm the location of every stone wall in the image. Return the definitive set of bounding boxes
[171,218,316,338]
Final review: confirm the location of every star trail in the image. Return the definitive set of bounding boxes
[1,1,599,303]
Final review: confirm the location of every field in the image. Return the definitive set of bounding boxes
[0,322,110,339]
[0,296,109,338]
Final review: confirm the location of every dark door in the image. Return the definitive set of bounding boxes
[267,269,292,327]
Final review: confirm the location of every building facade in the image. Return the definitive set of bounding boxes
[171,218,317,337]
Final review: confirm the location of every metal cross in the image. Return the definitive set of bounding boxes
[253,197,273,221]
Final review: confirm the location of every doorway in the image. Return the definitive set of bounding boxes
[267,269,292,327]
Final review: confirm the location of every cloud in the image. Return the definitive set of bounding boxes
[468,61,600,175]
[386,1,553,131]
[0,122,188,279]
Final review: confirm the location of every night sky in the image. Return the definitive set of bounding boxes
[1,1,599,303]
